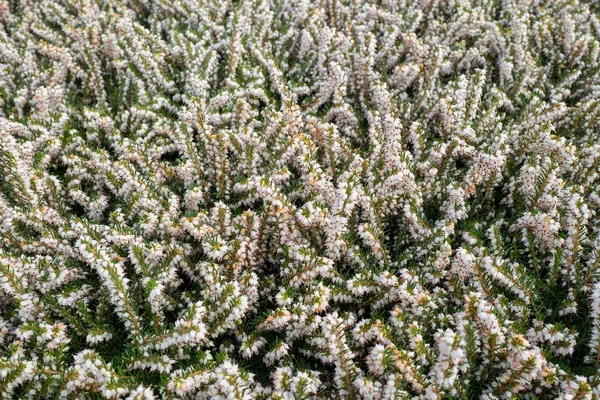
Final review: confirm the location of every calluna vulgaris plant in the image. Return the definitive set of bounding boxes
[1,0,600,398]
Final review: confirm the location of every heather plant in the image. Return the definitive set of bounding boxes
[1,0,600,398]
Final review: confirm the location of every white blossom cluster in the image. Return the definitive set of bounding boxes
[1,0,600,398]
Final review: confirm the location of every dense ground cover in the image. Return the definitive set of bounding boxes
[1,0,600,398]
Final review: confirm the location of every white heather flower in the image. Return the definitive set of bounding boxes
[126,385,155,400]
[263,342,290,366]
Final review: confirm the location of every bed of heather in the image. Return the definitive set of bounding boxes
[2,0,600,398]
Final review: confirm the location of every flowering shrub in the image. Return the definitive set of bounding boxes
[1,0,600,398]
